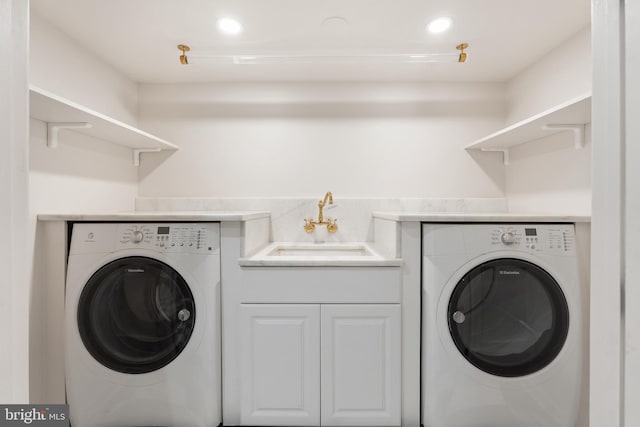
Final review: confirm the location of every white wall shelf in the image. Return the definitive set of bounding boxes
[466,93,591,165]
[29,86,178,166]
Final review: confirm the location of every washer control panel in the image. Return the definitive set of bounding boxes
[70,222,220,255]
[490,224,575,255]
[116,223,218,253]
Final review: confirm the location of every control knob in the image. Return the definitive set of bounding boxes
[132,230,144,243]
[501,232,516,245]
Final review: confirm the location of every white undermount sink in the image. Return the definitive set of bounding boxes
[239,242,402,267]
[267,243,374,257]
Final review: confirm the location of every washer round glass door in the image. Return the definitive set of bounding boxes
[448,258,569,377]
[77,256,196,374]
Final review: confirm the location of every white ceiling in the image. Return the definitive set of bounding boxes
[30,0,590,83]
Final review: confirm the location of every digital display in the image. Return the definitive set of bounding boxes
[525,228,537,236]
[157,226,170,235]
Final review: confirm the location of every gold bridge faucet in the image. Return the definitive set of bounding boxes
[304,192,338,233]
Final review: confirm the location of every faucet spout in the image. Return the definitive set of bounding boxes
[317,191,333,223]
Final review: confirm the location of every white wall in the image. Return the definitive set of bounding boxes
[0,0,30,403]
[29,120,138,214]
[504,26,592,215]
[30,11,139,125]
[28,9,146,216]
[137,82,506,198]
[505,26,592,125]
[506,125,591,214]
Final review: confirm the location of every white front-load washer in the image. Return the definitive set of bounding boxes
[422,223,582,427]
[65,222,221,427]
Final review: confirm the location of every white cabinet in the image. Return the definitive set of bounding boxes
[239,304,401,427]
[321,304,401,426]
[240,304,321,426]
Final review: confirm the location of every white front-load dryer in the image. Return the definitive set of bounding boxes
[65,222,221,427]
[422,223,583,427]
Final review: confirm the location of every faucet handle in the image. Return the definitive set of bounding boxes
[327,219,338,233]
[304,218,315,233]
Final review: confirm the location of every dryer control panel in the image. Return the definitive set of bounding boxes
[422,223,577,257]
[490,224,575,255]
[70,222,220,255]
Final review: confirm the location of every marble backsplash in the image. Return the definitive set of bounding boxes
[135,197,507,242]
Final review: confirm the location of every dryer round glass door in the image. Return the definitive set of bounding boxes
[77,256,196,374]
[447,258,569,377]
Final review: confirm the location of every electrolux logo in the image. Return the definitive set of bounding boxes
[499,270,520,275]
[0,405,68,426]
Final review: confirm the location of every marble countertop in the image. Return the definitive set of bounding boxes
[372,212,591,223]
[38,211,271,221]
[239,242,403,267]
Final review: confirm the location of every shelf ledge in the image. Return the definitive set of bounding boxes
[466,93,591,152]
[30,85,178,166]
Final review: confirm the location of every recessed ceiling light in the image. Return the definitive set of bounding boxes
[427,17,452,34]
[217,17,243,35]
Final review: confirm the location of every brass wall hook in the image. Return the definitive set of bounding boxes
[457,43,468,63]
[178,44,190,65]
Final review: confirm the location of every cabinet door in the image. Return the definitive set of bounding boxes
[321,304,401,426]
[240,304,320,426]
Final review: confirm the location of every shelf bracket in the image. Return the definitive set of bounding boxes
[46,122,92,148]
[132,148,161,167]
[543,124,586,149]
[481,148,510,166]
